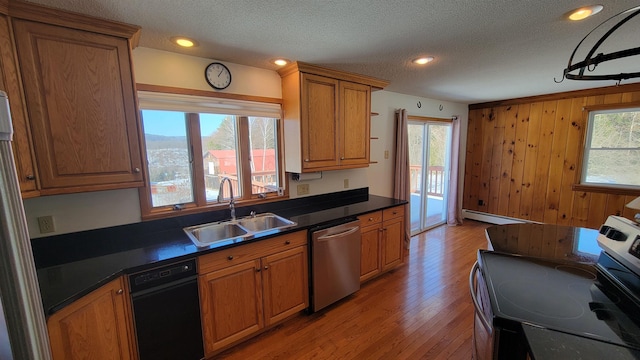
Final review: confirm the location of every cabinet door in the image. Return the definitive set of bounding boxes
[381,216,404,271]
[0,15,38,195]
[199,259,263,356]
[339,81,370,167]
[262,245,309,325]
[12,19,143,192]
[47,278,133,360]
[360,224,381,282]
[300,73,339,170]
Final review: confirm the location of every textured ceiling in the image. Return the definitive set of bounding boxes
[26,0,640,104]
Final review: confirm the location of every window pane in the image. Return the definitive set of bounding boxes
[200,114,240,201]
[141,110,194,207]
[248,117,279,195]
[583,109,640,187]
[591,111,640,148]
[585,149,640,186]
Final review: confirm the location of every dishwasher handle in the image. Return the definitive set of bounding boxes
[316,226,360,241]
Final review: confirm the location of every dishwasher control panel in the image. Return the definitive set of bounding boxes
[129,259,197,293]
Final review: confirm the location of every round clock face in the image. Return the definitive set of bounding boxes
[205,62,232,90]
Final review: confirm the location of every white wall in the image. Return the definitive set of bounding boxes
[368,91,469,199]
[132,47,282,98]
[23,47,468,238]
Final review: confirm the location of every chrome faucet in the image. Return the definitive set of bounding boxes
[218,177,235,220]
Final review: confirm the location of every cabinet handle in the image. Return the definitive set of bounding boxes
[392,211,398,215]
[368,217,374,221]
[285,240,291,245]
[133,167,141,173]
[304,159,309,162]
[256,267,261,272]
[264,265,269,270]
[227,255,234,260]
[340,157,344,160]
[26,174,35,180]
[116,289,123,295]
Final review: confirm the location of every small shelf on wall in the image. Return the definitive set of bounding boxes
[371,112,379,116]
[369,161,378,164]
[370,137,379,140]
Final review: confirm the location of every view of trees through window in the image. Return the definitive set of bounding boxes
[408,123,448,195]
[142,109,279,208]
[583,108,640,187]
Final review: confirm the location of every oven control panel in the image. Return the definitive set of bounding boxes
[598,216,640,276]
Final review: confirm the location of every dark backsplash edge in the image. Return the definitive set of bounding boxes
[31,187,370,268]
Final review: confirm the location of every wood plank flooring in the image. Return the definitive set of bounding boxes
[216,220,491,359]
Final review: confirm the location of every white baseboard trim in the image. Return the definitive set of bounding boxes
[462,209,537,225]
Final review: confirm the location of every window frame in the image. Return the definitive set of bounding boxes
[573,102,640,196]
[136,84,288,220]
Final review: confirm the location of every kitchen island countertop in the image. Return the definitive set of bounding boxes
[485,222,601,264]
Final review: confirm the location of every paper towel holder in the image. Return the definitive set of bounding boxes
[292,172,323,181]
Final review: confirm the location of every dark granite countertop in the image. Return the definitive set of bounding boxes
[524,323,640,359]
[485,223,601,264]
[31,188,406,316]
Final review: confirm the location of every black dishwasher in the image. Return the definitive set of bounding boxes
[129,259,204,360]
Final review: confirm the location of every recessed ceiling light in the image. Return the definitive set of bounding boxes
[171,36,198,48]
[413,57,434,65]
[568,5,603,21]
[273,59,289,66]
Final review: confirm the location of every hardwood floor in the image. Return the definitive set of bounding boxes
[216,220,491,359]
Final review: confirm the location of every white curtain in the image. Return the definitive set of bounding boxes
[393,109,411,249]
[447,116,462,225]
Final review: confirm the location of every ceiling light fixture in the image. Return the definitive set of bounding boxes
[568,5,603,21]
[556,6,640,83]
[171,36,198,48]
[273,59,289,66]
[413,57,434,65]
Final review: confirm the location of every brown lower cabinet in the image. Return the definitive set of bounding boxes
[198,230,309,357]
[46,225,397,358]
[358,205,406,283]
[46,277,135,360]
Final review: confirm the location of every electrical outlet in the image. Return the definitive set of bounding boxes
[344,179,349,188]
[37,215,55,234]
[384,150,389,159]
[277,187,284,196]
[297,184,309,195]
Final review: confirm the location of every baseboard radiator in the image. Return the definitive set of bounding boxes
[462,209,537,225]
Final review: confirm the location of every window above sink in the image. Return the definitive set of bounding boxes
[136,86,288,220]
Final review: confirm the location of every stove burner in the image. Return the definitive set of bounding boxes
[498,280,585,319]
[555,265,597,280]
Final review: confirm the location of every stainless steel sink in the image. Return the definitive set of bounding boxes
[237,213,296,232]
[183,213,296,248]
[183,222,248,248]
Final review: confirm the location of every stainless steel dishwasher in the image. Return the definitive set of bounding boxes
[310,219,361,312]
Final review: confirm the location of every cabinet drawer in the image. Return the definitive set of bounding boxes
[383,206,404,221]
[358,211,382,227]
[198,231,307,274]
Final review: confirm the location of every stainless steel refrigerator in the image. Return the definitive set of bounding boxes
[0,90,51,359]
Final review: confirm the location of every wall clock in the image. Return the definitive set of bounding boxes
[205,62,231,90]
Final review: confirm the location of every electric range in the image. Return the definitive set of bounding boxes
[471,216,640,359]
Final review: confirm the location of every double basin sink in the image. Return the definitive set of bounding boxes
[183,213,297,248]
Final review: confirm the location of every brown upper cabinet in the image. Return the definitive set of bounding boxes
[278,62,388,173]
[2,0,143,197]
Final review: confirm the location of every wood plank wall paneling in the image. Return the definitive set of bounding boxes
[464,85,640,229]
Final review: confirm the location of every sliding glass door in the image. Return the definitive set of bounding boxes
[408,120,452,235]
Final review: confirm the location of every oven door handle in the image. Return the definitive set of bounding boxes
[470,261,492,332]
